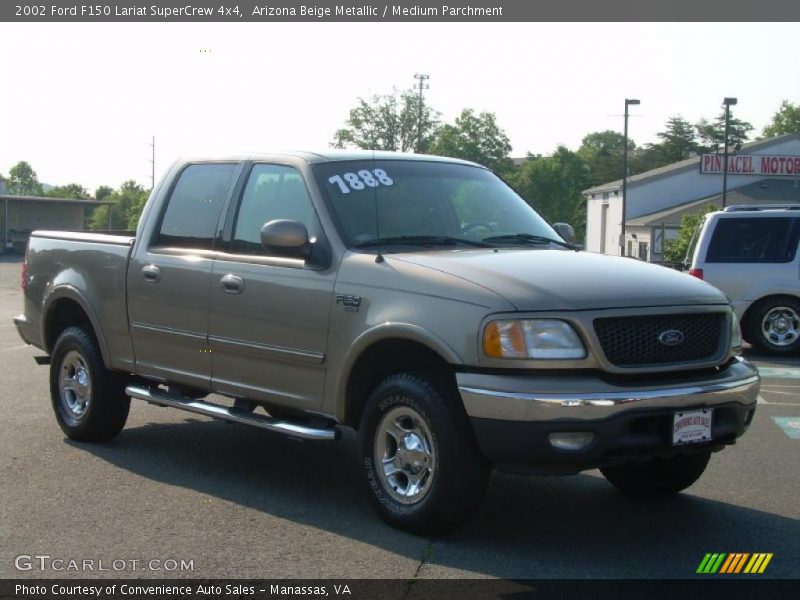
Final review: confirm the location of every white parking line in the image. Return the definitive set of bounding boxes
[757,367,800,379]
[759,389,800,397]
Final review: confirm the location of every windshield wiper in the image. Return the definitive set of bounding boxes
[481,233,578,250]
[354,235,494,249]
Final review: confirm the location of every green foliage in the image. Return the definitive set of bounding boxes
[94,185,114,201]
[7,161,43,196]
[695,109,753,151]
[88,180,149,231]
[510,146,592,242]
[662,205,719,263]
[762,100,800,138]
[429,109,513,174]
[577,130,633,186]
[332,89,440,153]
[46,183,91,200]
[653,116,701,162]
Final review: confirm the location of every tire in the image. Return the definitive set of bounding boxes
[744,297,800,355]
[600,451,711,496]
[50,326,130,442]
[359,373,489,534]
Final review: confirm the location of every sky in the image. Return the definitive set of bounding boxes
[1,22,799,192]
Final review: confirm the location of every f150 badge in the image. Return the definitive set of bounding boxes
[336,294,362,312]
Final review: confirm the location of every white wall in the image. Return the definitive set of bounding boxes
[586,195,623,255]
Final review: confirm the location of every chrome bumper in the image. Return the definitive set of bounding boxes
[457,357,760,423]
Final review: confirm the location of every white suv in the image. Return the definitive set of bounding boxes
[687,205,800,354]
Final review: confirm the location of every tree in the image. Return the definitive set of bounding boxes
[7,161,43,196]
[89,180,149,231]
[94,185,114,202]
[429,109,513,173]
[332,89,440,153]
[662,205,718,263]
[762,100,800,138]
[577,130,634,186]
[653,116,701,162]
[696,110,753,152]
[509,146,592,242]
[47,183,91,200]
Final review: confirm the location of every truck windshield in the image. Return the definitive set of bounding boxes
[312,160,561,249]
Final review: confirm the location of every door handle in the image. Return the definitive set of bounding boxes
[142,265,161,282]
[220,274,245,294]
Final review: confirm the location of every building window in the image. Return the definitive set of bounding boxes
[602,192,609,200]
[639,242,649,261]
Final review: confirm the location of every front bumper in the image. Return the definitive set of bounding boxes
[457,357,759,474]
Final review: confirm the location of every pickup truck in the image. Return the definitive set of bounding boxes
[15,151,760,533]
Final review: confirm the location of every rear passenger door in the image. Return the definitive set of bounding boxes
[128,162,241,389]
[208,163,336,412]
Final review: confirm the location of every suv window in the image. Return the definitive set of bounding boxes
[156,163,238,249]
[231,164,317,255]
[706,217,800,263]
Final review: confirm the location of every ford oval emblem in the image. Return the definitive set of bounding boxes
[658,330,685,346]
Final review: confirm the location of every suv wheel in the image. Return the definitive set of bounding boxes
[746,297,800,354]
[50,326,130,442]
[600,451,711,496]
[359,373,489,534]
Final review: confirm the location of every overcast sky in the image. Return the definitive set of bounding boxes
[1,22,799,191]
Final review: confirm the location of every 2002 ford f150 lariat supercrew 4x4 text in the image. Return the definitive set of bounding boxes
[15,151,760,533]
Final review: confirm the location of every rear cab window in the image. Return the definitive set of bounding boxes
[153,163,239,250]
[706,217,800,263]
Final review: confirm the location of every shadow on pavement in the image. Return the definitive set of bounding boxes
[78,418,800,578]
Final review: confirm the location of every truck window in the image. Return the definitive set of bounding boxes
[230,164,317,255]
[706,217,800,263]
[155,163,238,249]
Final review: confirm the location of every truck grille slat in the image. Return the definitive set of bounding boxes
[594,313,726,367]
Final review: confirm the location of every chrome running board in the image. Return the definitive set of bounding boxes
[125,385,339,441]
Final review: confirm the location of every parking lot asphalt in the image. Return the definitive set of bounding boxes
[0,255,798,580]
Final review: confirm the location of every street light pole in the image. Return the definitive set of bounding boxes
[413,73,429,153]
[621,98,640,257]
[722,97,737,209]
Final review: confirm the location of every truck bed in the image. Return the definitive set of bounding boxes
[20,229,137,371]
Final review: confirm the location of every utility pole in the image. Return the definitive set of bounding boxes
[621,98,640,257]
[148,136,155,190]
[413,73,429,153]
[722,98,737,209]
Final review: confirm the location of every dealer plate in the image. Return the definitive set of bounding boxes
[673,409,713,445]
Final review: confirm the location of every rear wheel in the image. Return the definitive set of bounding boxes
[745,297,800,354]
[600,451,711,496]
[359,373,489,534]
[50,326,130,442]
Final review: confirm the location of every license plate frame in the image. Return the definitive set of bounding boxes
[672,408,713,446]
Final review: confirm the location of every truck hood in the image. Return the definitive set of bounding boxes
[389,248,727,311]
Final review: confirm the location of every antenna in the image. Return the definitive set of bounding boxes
[147,136,155,190]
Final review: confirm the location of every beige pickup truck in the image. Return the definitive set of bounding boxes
[15,151,760,533]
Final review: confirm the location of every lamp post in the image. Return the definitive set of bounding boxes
[722,97,737,209]
[621,98,640,257]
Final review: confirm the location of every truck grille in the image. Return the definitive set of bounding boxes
[593,313,727,367]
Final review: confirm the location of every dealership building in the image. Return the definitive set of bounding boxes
[0,193,112,253]
[583,133,800,262]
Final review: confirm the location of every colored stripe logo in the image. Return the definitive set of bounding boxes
[697,553,773,574]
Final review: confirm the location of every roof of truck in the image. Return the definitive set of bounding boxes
[178,150,484,168]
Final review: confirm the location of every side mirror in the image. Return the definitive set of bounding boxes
[260,219,311,259]
[553,222,575,244]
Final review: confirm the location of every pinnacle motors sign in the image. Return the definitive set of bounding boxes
[701,154,800,176]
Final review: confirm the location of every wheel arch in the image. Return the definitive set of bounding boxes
[338,325,462,428]
[43,287,112,368]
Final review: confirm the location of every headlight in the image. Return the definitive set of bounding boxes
[483,319,586,359]
[730,310,742,351]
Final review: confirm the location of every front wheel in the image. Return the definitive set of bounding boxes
[359,373,489,534]
[600,451,711,496]
[745,297,800,354]
[50,326,130,442]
